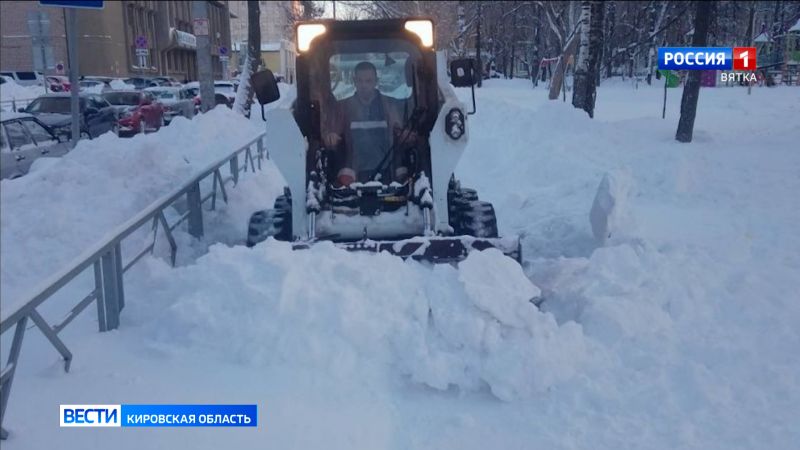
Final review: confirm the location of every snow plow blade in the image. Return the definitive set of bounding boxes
[293,236,522,264]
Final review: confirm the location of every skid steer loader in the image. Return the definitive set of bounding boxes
[247,18,520,263]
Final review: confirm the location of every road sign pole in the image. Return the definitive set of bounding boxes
[66,8,80,148]
[193,2,214,113]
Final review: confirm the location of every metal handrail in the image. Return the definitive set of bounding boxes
[0,98,38,112]
[0,132,268,439]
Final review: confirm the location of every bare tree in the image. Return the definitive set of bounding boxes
[233,1,260,116]
[541,1,581,100]
[676,1,714,143]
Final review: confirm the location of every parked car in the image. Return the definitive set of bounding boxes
[213,80,237,105]
[122,77,155,90]
[45,75,71,92]
[22,93,117,139]
[1,112,70,179]
[0,71,43,87]
[103,90,165,136]
[143,86,195,123]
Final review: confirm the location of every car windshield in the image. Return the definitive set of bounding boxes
[104,92,141,105]
[26,97,75,114]
[149,90,176,99]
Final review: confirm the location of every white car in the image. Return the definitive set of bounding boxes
[0,71,43,87]
[1,112,70,179]
[183,81,237,108]
[143,86,196,123]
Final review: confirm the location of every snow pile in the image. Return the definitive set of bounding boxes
[0,106,266,312]
[135,241,585,401]
[109,79,135,90]
[79,83,106,94]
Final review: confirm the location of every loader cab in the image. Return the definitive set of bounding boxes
[293,19,440,188]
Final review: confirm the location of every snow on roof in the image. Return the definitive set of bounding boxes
[0,111,32,121]
[789,18,800,33]
[754,32,772,43]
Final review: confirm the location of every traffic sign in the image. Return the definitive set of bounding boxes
[135,35,148,49]
[219,46,228,56]
[193,18,209,36]
[40,0,104,9]
[56,62,64,73]
[135,48,149,57]
[220,55,229,62]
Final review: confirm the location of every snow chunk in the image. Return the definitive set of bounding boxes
[590,169,636,245]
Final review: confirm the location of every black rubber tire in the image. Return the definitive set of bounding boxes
[246,194,292,247]
[460,200,499,238]
[449,187,498,238]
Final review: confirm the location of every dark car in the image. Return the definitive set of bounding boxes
[1,112,71,179]
[22,93,118,139]
[103,90,165,136]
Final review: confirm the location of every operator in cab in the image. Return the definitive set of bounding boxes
[323,61,416,186]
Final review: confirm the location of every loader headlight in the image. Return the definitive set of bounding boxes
[405,20,434,47]
[445,108,465,140]
[297,23,326,53]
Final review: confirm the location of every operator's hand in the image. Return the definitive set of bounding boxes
[394,126,418,143]
[324,132,342,148]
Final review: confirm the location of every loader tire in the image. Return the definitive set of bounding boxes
[448,188,498,237]
[452,199,499,238]
[246,194,292,247]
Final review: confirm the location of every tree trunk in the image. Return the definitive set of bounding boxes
[549,32,579,100]
[476,2,482,87]
[604,1,615,79]
[572,1,592,101]
[745,1,755,44]
[572,1,604,117]
[509,12,517,79]
[676,1,713,143]
[233,1,261,116]
[457,1,466,57]
[532,9,541,86]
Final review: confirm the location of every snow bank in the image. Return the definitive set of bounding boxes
[132,241,584,401]
[0,106,266,313]
[2,79,799,450]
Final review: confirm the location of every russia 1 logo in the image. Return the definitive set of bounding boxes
[732,47,757,71]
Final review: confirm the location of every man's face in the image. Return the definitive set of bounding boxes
[354,69,377,101]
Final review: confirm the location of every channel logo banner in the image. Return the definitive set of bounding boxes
[659,47,733,70]
[60,404,258,427]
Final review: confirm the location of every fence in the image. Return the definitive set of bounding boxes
[0,97,37,113]
[0,133,268,439]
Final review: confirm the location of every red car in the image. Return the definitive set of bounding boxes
[103,90,165,137]
[46,76,71,92]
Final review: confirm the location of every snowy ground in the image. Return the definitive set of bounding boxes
[1,79,799,449]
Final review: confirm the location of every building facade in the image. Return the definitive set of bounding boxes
[1,1,232,81]
[0,1,69,73]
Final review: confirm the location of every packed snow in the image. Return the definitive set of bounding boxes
[0,78,47,110]
[1,78,799,450]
